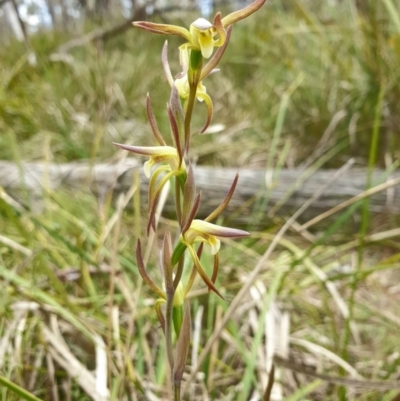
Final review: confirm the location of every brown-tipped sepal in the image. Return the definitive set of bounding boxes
[133,21,191,42]
[136,239,166,300]
[146,94,166,146]
[221,0,267,27]
[183,219,249,255]
[205,173,239,222]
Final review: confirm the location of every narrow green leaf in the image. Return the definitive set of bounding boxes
[283,380,322,401]
[0,264,93,340]
[382,0,400,33]
[0,375,43,401]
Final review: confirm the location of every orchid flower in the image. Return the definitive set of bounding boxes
[133,0,266,59]
[180,220,249,297]
[114,142,186,233]
[161,33,233,134]
[182,219,248,255]
[162,41,211,103]
[174,74,212,134]
[113,94,187,233]
[124,0,266,394]
[171,173,249,297]
[113,144,184,179]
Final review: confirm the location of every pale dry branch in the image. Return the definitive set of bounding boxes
[1,161,400,227]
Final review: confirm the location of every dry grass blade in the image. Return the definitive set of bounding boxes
[265,303,289,400]
[190,305,204,400]
[274,355,400,391]
[0,234,32,256]
[0,309,27,368]
[94,334,108,399]
[300,176,400,231]
[99,181,138,245]
[289,338,362,379]
[45,352,59,401]
[43,325,109,401]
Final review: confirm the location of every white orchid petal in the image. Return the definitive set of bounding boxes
[209,237,221,255]
[179,44,190,73]
[174,75,190,99]
[198,33,214,58]
[191,18,213,30]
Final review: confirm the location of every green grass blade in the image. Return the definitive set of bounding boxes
[283,380,322,401]
[0,375,43,401]
[382,0,400,33]
[0,264,93,339]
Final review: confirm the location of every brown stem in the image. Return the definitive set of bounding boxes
[165,289,175,374]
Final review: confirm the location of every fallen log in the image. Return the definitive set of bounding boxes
[1,160,400,227]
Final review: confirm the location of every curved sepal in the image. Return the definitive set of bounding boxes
[162,41,174,87]
[205,173,239,222]
[146,94,166,146]
[136,239,166,300]
[201,25,233,80]
[155,299,166,334]
[133,21,192,42]
[197,91,213,134]
[221,0,266,27]
[173,303,191,385]
[187,244,224,299]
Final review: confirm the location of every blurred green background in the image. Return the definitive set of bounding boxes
[1,0,400,168]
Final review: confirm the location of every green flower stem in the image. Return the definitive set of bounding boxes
[172,257,185,338]
[175,178,182,226]
[176,171,187,189]
[172,240,188,267]
[184,85,197,152]
[184,49,203,152]
[189,48,203,72]
[174,383,181,401]
[173,305,183,336]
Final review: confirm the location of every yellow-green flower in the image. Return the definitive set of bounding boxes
[162,41,214,133]
[188,17,224,59]
[113,142,186,232]
[173,74,206,101]
[133,0,266,59]
[112,143,185,178]
[134,15,224,60]
[171,219,249,297]
[162,40,210,101]
[182,219,249,255]
[158,279,185,307]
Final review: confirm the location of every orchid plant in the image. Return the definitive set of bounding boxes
[114,0,266,398]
